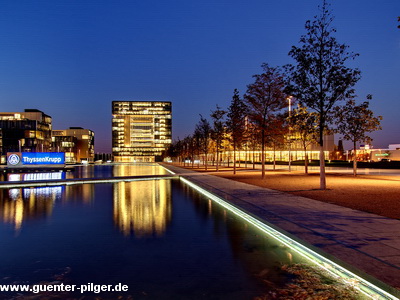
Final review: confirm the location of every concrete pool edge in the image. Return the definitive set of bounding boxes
[0,174,177,189]
[160,163,400,299]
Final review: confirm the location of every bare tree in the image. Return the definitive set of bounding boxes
[193,128,202,168]
[186,135,197,168]
[210,105,226,171]
[286,0,361,189]
[181,136,191,167]
[335,98,382,176]
[266,114,287,170]
[195,115,212,171]
[226,89,248,174]
[245,63,288,179]
[246,122,260,170]
[288,104,318,173]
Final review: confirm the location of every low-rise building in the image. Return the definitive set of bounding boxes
[52,127,95,163]
[369,144,400,162]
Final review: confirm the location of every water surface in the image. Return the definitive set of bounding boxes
[0,164,304,299]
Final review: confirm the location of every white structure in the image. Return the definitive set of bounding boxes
[369,144,400,162]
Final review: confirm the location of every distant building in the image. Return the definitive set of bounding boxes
[0,109,52,163]
[112,101,172,162]
[52,127,95,163]
[363,144,400,162]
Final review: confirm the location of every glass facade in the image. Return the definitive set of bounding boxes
[51,127,95,163]
[112,101,172,162]
[0,109,52,159]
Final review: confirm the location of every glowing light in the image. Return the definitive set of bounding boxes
[8,174,21,182]
[113,180,171,237]
[180,176,399,300]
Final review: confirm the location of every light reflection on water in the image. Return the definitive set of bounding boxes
[0,164,304,299]
[113,180,171,237]
[69,162,169,179]
[112,163,168,177]
[0,186,61,232]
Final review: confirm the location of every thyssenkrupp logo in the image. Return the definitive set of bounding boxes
[7,154,20,165]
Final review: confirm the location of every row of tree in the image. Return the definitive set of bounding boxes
[169,1,382,190]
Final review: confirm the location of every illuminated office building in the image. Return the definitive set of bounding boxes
[0,109,52,163]
[112,101,172,162]
[52,127,95,163]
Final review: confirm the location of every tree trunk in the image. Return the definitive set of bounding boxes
[273,144,276,170]
[319,145,326,190]
[216,147,219,172]
[288,140,291,172]
[233,143,236,174]
[304,149,308,174]
[353,141,357,176]
[253,146,256,170]
[318,121,326,190]
[245,146,248,169]
[261,134,265,179]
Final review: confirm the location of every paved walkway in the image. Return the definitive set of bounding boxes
[162,163,400,297]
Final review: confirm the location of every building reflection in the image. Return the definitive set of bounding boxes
[8,172,64,182]
[113,179,171,237]
[113,163,167,177]
[0,186,62,232]
[64,184,95,204]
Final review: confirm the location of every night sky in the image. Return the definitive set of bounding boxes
[0,0,399,152]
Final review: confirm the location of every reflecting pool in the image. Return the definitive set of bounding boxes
[0,164,359,299]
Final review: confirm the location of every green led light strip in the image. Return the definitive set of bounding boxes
[180,176,399,300]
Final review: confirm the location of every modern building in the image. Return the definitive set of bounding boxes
[356,144,400,162]
[213,133,335,164]
[112,101,172,162]
[52,127,95,163]
[0,109,52,163]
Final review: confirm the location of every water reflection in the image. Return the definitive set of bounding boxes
[8,172,65,181]
[0,186,62,232]
[113,163,168,177]
[64,184,95,204]
[0,173,310,299]
[113,180,171,237]
[0,182,96,232]
[180,182,298,288]
[67,163,168,179]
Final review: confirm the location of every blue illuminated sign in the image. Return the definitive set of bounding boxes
[7,152,65,167]
[21,152,65,165]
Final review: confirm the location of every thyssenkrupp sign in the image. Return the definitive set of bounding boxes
[7,152,65,168]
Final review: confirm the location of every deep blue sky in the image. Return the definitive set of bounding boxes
[0,0,399,152]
